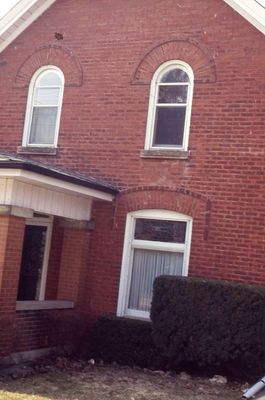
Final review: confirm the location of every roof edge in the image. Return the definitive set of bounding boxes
[0,0,57,54]
[224,0,265,35]
[0,155,118,196]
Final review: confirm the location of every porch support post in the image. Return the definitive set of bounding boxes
[57,227,91,309]
[0,214,25,357]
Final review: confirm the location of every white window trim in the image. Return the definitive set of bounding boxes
[117,209,192,319]
[22,65,64,148]
[144,60,194,152]
[22,215,53,301]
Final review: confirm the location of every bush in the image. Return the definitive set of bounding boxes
[92,315,170,369]
[151,276,265,377]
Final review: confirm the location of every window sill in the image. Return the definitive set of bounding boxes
[16,300,74,311]
[17,146,57,156]
[140,149,190,160]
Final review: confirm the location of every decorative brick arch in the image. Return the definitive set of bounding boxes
[131,38,216,84]
[115,186,211,240]
[14,45,83,87]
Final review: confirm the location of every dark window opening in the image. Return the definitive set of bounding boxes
[17,225,47,301]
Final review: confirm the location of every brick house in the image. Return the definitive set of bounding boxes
[0,0,264,362]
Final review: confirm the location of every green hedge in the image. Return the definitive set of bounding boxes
[151,276,265,376]
[92,315,170,369]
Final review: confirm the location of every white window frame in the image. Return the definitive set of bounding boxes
[22,66,64,148]
[20,215,53,301]
[144,60,194,152]
[117,209,192,319]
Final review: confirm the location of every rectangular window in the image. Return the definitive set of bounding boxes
[117,210,192,319]
[17,216,52,301]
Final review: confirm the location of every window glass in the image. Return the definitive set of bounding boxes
[29,107,57,145]
[160,68,189,83]
[135,219,186,243]
[34,87,60,106]
[153,107,186,146]
[39,72,62,86]
[158,85,188,104]
[128,249,184,312]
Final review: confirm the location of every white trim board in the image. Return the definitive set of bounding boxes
[0,168,114,202]
[224,0,265,35]
[0,0,57,54]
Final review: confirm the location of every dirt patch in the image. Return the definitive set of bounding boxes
[0,361,243,400]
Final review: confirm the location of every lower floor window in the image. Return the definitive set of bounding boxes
[117,210,192,319]
[17,215,53,301]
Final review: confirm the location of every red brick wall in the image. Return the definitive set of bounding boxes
[14,309,77,353]
[0,0,264,322]
[57,227,91,308]
[0,215,25,356]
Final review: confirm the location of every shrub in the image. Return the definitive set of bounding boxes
[92,315,170,369]
[151,276,265,377]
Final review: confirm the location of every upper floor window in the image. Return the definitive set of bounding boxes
[22,66,64,148]
[145,61,194,152]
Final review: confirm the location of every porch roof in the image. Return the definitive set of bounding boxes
[0,153,118,195]
[0,153,118,220]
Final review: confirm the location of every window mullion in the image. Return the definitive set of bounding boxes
[132,239,185,252]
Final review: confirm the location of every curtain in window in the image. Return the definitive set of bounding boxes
[27,69,63,146]
[128,249,183,312]
[29,107,58,144]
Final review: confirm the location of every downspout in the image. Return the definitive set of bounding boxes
[242,376,265,399]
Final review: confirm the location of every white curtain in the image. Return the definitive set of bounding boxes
[128,249,183,312]
[28,74,61,145]
[29,107,58,144]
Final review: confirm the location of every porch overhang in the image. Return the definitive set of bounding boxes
[0,154,117,221]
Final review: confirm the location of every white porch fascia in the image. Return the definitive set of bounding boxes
[0,168,114,221]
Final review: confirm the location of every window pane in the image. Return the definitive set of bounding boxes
[29,107,58,145]
[158,85,188,104]
[128,249,184,312]
[34,87,60,106]
[153,106,186,146]
[160,68,189,83]
[38,72,62,86]
[135,219,186,243]
[17,225,47,301]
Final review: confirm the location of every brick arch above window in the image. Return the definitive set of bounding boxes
[116,187,211,240]
[131,38,216,85]
[14,45,83,88]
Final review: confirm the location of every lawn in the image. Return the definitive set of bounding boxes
[0,361,243,400]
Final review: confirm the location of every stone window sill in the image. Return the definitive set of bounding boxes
[16,300,74,311]
[140,149,190,160]
[17,146,57,156]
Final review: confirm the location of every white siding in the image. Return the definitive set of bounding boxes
[0,177,92,220]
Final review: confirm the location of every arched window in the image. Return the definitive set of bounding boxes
[22,66,64,147]
[117,210,192,319]
[145,61,194,151]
